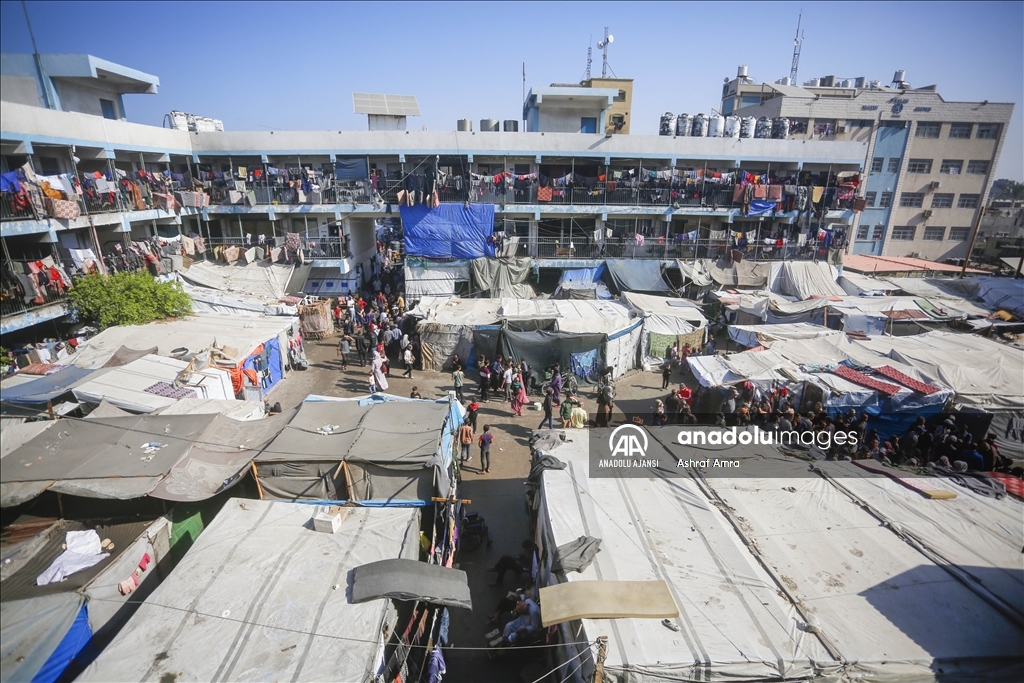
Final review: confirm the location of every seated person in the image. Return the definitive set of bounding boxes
[488,540,535,586]
[503,598,542,645]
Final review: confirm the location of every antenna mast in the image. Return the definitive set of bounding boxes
[597,27,615,78]
[789,10,804,83]
[584,42,592,81]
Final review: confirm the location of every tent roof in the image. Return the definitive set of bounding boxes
[1,593,84,683]
[77,499,420,683]
[408,296,503,326]
[64,314,297,369]
[178,260,295,301]
[499,299,635,335]
[621,292,708,328]
[257,399,448,466]
[0,366,95,405]
[767,261,845,299]
[729,322,840,348]
[537,432,1023,680]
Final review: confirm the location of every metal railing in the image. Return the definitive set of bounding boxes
[202,234,349,259]
[1,284,70,318]
[0,191,40,221]
[515,236,828,261]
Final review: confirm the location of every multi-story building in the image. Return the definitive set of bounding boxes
[1,54,865,335]
[720,67,1014,260]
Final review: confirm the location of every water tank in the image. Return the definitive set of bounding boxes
[739,116,756,138]
[868,80,881,89]
[893,69,906,84]
[457,119,472,132]
[675,113,690,137]
[854,76,867,89]
[839,79,852,88]
[771,117,790,139]
[724,116,740,138]
[821,75,836,88]
[737,65,748,78]
[503,120,519,132]
[659,112,676,136]
[691,114,708,137]
[754,116,772,139]
[708,114,724,138]
[804,78,820,87]
[776,77,793,86]
[480,118,499,132]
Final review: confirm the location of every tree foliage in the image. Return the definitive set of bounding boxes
[68,271,192,329]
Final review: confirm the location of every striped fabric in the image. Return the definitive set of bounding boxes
[874,365,941,395]
[833,365,901,397]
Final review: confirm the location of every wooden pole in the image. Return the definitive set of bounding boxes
[341,461,356,501]
[594,635,609,683]
[250,461,265,500]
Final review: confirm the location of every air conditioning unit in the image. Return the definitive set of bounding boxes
[909,252,921,258]
[931,180,942,189]
[922,210,934,218]
[836,126,847,134]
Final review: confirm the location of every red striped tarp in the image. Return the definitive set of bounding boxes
[874,365,941,395]
[833,365,901,397]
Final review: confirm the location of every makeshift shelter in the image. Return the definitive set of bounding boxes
[0,366,95,415]
[1,514,174,683]
[298,297,333,340]
[532,431,1023,683]
[254,396,459,501]
[400,203,495,259]
[407,297,503,371]
[70,354,235,413]
[621,292,708,364]
[700,257,768,288]
[554,264,611,300]
[175,261,297,315]
[604,259,670,293]
[404,260,470,298]
[471,256,534,298]
[728,322,840,348]
[76,499,421,683]
[766,260,845,299]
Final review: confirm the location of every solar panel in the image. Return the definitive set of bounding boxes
[352,93,421,116]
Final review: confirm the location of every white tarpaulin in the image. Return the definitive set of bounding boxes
[179,260,294,300]
[78,500,420,683]
[404,263,470,298]
[71,355,234,413]
[767,261,845,299]
[605,259,670,292]
[408,296,502,327]
[499,299,636,336]
[729,322,840,348]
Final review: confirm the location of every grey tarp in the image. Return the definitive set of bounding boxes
[471,257,534,298]
[418,322,474,372]
[552,535,602,574]
[702,257,769,287]
[502,330,606,387]
[83,399,133,419]
[100,345,159,368]
[0,366,95,406]
[1,593,84,683]
[77,500,421,683]
[255,400,448,501]
[676,260,714,287]
[605,259,669,292]
[351,558,472,610]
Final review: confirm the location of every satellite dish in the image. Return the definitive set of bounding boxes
[597,40,605,48]
[607,34,614,43]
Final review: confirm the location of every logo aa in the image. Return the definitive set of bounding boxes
[608,424,648,458]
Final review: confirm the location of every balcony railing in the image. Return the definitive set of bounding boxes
[0,191,40,221]
[515,236,828,261]
[202,235,350,259]
[1,285,69,319]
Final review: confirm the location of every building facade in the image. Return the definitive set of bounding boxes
[1,55,865,335]
[721,70,1013,261]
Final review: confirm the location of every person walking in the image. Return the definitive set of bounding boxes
[478,425,493,474]
[458,420,474,464]
[596,379,615,427]
[337,331,353,370]
[479,364,492,402]
[401,344,416,379]
[510,372,527,416]
[355,328,369,367]
[662,361,673,390]
[539,388,555,430]
[466,400,479,431]
[452,364,465,403]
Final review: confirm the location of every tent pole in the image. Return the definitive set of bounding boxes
[250,461,265,500]
[594,636,609,683]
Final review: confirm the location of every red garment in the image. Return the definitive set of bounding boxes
[874,365,940,395]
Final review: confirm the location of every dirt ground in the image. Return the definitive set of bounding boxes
[264,333,679,682]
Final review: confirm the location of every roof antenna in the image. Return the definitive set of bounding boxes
[789,10,804,84]
[582,36,592,82]
[597,27,615,78]
[21,0,53,109]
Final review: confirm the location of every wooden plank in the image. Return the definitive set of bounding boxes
[539,580,678,627]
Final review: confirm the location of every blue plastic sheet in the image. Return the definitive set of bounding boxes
[242,336,283,392]
[32,604,92,683]
[401,204,495,259]
[559,264,606,285]
[0,367,93,405]
[335,157,369,181]
[745,200,777,217]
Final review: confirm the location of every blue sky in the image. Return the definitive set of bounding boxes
[2,1,1021,179]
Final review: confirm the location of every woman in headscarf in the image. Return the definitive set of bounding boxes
[371,347,389,393]
[510,370,528,416]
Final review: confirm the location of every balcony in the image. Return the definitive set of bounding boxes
[202,235,350,260]
[0,191,41,221]
[1,284,70,320]
[515,236,827,261]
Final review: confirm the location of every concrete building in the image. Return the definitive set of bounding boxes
[1,54,865,335]
[721,67,1013,261]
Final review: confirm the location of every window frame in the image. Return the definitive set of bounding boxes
[948,227,970,241]
[887,158,901,173]
[931,193,954,209]
[916,122,940,138]
[899,192,924,208]
[879,192,893,208]
[872,226,885,240]
[966,160,989,175]
[864,191,877,207]
[948,123,972,139]
[891,226,916,241]
[870,157,884,173]
[976,123,999,140]
[957,194,980,209]
[922,226,945,241]
[906,159,932,174]
[940,159,963,175]
[99,98,117,120]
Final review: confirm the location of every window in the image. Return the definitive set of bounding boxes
[864,191,877,206]
[916,122,940,138]
[38,156,61,176]
[940,159,963,174]
[872,226,885,240]
[580,117,597,134]
[870,157,884,173]
[976,123,1000,139]
[966,160,989,175]
[847,119,873,128]
[788,118,808,135]
[100,98,117,120]
[957,194,980,209]
[907,159,932,173]
[923,226,945,241]
[879,192,892,208]
[892,226,916,240]
[948,123,972,139]
[887,158,901,173]
[856,225,870,240]
[949,227,970,241]
[813,119,836,136]
[899,192,924,208]
[931,193,954,208]
[614,90,627,102]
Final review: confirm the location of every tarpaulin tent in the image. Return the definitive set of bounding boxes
[77,499,421,683]
[0,366,95,408]
[728,322,840,349]
[604,259,669,292]
[404,261,470,298]
[400,203,496,259]
[676,259,714,287]
[621,292,708,364]
[351,558,472,610]
[408,297,502,371]
[255,398,453,501]
[534,431,1023,682]
[767,261,845,299]
[502,330,606,386]
[471,257,534,298]
[177,261,295,300]
[701,257,769,288]
[1,593,87,683]
[555,265,611,300]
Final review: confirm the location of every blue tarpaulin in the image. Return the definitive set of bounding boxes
[242,335,283,392]
[335,158,369,182]
[0,367,94,405]
[745,200,777,217]
[32,604,92,683]
[558,264,606,286]
[401,204,495,259]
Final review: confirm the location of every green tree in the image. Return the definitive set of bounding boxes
[68,271,192,329]
[998,180,1024,206]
